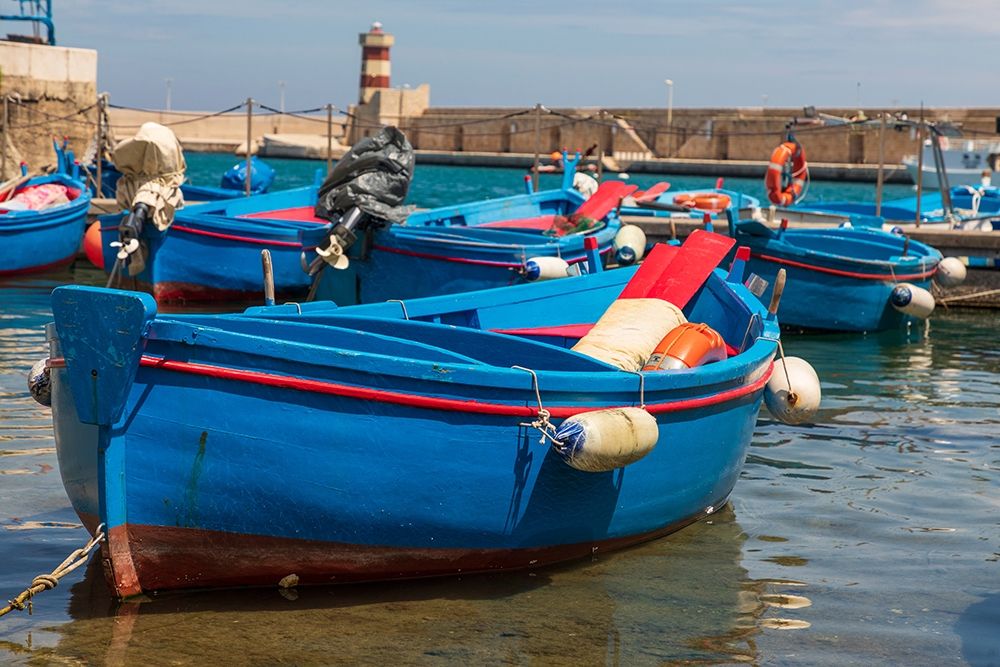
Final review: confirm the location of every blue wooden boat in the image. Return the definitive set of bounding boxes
[0,168,91,276]
[45,232,780,597]
[620,184,759,219]
[798,186,1000,230]
[89,156,276,202]
[728,213,942,332]
[98,181,632,304]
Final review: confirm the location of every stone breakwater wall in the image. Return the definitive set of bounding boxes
[400,106,1000,168]
[0,42,97,178]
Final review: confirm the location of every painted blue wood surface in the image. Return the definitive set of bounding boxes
[49,252,779,593]
[0,172,91,275]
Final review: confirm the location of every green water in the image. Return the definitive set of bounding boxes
[0,163,997,665]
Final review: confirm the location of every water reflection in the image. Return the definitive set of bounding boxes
[0,507,782,666]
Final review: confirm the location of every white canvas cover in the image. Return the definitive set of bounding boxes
[113,122,186,231]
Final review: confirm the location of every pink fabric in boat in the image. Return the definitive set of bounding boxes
[2,183,70,210]
[239,206,330,224]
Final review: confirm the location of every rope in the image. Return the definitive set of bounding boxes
[511,365,560,445]
[0,524,105,619]
[940,288,1000,304]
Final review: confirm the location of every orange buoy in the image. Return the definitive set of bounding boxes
[643,322,728,371]
[672,192,732,212]
[83,221,104,269]
[765,141,808,205]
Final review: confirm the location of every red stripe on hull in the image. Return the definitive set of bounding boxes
[0,251,76,277]
[104,504,725,598]
[171,224,304,248]
[134,355,772,418]
[751,252,937,281]
[371,243,611,268]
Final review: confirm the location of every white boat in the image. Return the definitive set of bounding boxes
[903,137,1000,189]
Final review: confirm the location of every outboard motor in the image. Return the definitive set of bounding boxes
[311,126,414,271]
[110,122,186,279]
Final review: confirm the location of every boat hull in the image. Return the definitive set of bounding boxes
[0,174,90,276]
[94,371,760,596]
[736,227,940,332]
[49,261,776,597]
[101,186,620,304]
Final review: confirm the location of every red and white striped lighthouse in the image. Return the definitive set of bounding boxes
[358,21,394,104]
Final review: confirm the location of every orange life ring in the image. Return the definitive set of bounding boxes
[672,192,732,212]
[765,141,807,205]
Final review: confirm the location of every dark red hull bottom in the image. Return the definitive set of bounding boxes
[108,277,308,306]
[101,506,720,598]
[0,252,76,277]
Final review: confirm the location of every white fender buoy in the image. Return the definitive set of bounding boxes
[27,358,51,407]
[614,224,647,266]
[552,407,658,472]
[524,256,571,281]
[764,357,821,425]
[934,257,966,287]
[890,283,935,318]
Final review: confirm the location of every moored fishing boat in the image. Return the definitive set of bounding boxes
[0,166,91,276]
[41,231,799,598]
[727,212,945,332]
[620,181,759,219]
[95,127,634,304]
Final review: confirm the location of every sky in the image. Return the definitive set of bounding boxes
[34,0,1000,112]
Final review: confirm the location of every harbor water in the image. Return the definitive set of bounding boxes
[0,162,997,665]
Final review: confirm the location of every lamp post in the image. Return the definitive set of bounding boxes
[279,81,285,113]
[664,78,673,127]
[165,78,173,111]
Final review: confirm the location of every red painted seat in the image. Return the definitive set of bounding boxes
[239,206,329,224]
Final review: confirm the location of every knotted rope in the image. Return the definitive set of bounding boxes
[0,524,105,619]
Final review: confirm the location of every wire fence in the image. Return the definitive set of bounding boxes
[2,95,994,157]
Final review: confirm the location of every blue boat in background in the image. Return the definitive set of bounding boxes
[98,181,632,304]
[798,186,1000,231]
[620,182,760,219]
[0,164,90,277]
[90,155,276,202]
[727,212,942,332]
[45,230,781,597]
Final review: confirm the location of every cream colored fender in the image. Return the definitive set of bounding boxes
[890,283,935,318]
[552,407,658,472]
[764,357,821,425]
[934,257,966,288]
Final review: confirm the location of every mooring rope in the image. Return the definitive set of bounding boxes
[0,524,105,619]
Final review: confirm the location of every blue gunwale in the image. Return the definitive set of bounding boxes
[0,171,91,275]
[49,244,779,597]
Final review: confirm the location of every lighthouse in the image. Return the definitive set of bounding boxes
[358,21,394,104]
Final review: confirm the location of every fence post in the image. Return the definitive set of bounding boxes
[875,112,886,217]
[245,97,253,196]
[1,95,8,178]
[326,103,333,176]
[95,93,105,195]
[532,103,541,191]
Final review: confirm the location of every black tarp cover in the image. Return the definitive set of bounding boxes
[314,126,414,224]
